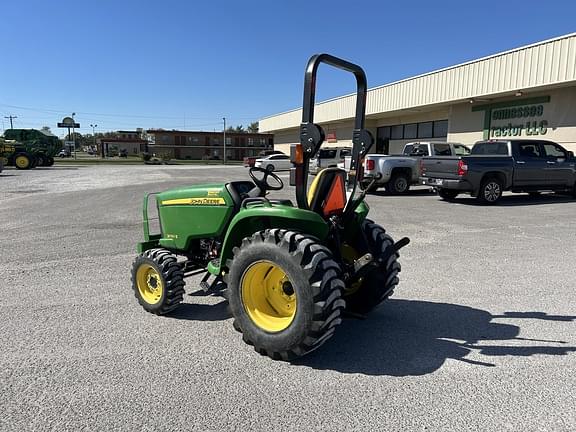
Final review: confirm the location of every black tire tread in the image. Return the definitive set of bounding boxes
[227,229,345,361]
[131,248,185,315]
[345,219,401,313]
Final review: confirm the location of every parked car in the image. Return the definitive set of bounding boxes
[309,147,352,174]
[254,153,292,171]
[243,150,284,167]
[363,141,470,194]
[58,149,71,158]
[420,139,576,204]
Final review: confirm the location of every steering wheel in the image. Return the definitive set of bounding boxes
[249,166,284,192]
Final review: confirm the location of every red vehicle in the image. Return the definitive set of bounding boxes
[243,150,284,167]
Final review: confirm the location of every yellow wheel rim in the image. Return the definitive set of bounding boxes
[136,263,164,305]
[15,155,30,169]
[341,243,363,295]
[241,261,296,333]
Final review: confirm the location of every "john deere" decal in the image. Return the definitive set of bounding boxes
[161,197,226,206]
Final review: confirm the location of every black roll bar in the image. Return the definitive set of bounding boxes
[292,54,373,210]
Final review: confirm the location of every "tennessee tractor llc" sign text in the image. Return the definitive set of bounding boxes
[490,104,547,137]
[471,96,551,140]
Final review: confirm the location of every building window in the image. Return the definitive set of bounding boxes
[418,122,433,138]
[433,120,448,137]
[247,138,254,146]
[161,135,169,144]
[404,123,417,139]
[391,125,403,139]
[226,137,231,145]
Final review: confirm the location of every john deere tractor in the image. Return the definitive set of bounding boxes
[132,54,410,360]
[2,129,61,168]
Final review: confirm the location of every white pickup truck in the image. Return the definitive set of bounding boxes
[362,141,471,194]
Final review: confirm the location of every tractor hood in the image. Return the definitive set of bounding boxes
[157,183,233,207]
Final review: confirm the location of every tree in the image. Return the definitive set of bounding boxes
[65,132,89,148]
[226,125,246,133]
[41,126,53,135]
[247,122,259,133]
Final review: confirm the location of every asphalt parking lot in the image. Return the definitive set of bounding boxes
[1,164,575,431]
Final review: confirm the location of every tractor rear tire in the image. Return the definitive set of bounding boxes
[343,219,401,314]
[14,153,33,170]
[36,154,47,167]
[131,248,185,315]
[226,229,345,361]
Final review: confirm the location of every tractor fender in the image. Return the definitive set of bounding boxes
[215,205,329,275]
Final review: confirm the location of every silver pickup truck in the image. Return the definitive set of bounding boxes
[362,141,471,194]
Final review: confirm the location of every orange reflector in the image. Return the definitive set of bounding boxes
[323,173,346,217]
[292,144,303,164]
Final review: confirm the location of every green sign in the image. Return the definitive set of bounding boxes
[491,120,548,137]
[492,104,544,120]
[471,96,550,140]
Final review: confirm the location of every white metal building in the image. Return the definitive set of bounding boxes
[259,33,576,155]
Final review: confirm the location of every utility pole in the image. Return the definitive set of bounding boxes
[4,115,17,129]
[222,117,226,165]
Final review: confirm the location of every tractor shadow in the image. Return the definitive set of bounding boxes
[168,297,231,321]
[294,299,576,376]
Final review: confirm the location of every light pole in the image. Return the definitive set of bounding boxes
[90,124,98,157]
[222,117,226,165]
[71,112,77,160]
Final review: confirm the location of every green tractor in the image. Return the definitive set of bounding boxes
[131,54,410,360]
[3,129,61,168]
[0,138,36,170]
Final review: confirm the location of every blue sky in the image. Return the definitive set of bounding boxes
[1,0,575,137]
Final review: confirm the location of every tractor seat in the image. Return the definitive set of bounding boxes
[307,168,347,218]
[227,181,260,209]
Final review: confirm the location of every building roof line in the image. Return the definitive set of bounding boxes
[259,32,576,121]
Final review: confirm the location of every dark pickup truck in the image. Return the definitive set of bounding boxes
[420,139,576,204]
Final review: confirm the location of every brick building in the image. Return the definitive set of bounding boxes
[146,130,274,160]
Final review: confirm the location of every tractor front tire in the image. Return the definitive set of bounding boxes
[344,219,401,314]
[14,153,33,170]
[226,229,345,361]
[46,156,55,166]
[131,248,185,315]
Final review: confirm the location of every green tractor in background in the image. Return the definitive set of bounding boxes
[131,54,410,360]
[2,129,61,169]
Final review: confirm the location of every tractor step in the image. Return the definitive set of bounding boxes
[199,272,224,295]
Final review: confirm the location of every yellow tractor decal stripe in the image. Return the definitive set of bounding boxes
[161,197,226,206]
